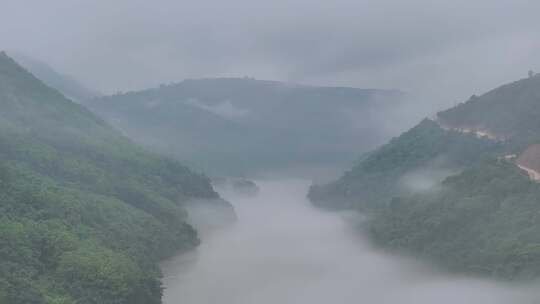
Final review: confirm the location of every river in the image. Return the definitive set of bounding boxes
[161,179,539,304]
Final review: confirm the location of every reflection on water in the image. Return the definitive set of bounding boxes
[161,179,539,304]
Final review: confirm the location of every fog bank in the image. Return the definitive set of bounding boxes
[4,0,540,111]
[161,180,539,304]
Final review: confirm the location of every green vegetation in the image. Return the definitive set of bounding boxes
[87,78,403,175]
[10,52,100,102]
[370,159,540,280]
[0,52,222,303]
[309,74,540,280]
[309,119,501,211]
[438,73,540,147]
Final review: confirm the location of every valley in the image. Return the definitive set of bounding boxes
[4,39,540,304]
[4,2,540,304]
[161,180,540,304]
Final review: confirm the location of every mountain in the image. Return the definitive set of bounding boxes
[10,52,100,102]
[308,119,502,211]
[370,159,540,279]
[86,78,404,176]
[309,74,540,279]
[437,73,540,146]
[0,52,233,304]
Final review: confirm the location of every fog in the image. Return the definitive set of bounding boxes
[398,156,461,193]
[4,1,540,303]
[3,0,540,110]
[161,180,539,304]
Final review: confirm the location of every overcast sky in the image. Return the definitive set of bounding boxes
[2,0,540,109]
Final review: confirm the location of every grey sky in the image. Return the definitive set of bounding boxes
[2,0,540,108]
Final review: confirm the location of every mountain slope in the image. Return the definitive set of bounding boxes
[87,78,404,176]
[308,119,501,211]
[0,52,230,304]
[10,52,100,102]
[309,74,540,279]
[370,159,540,279]
[437,73,540,145]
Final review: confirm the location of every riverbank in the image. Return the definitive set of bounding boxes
[161,179,539,304]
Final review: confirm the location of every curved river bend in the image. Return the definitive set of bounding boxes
[161,180,539,304]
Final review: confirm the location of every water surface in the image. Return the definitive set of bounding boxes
[162,179,539,304]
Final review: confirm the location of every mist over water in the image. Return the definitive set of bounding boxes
[161,180,539,304]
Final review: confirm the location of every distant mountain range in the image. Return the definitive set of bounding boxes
[309,73,540,280]
[86,78,405,176]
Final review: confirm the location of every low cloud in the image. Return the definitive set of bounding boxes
[161,179,540,304]
[1,0,539,110]
[185,98,250,120]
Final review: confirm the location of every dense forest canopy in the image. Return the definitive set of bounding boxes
[0,52,228,304]
[370,159,540,279]
[309,119,502,210]
[309,74,540,280]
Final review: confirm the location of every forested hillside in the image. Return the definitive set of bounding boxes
[308,119,501,211]
[438,73,540,146]
[309,74,540,280]
[370,159,540,279]
[10,52,100,102]
[87,78,404,176]
[0,52,229,304]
